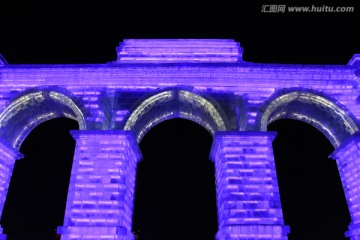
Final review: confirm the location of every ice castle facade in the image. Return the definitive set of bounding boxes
[0,39,360,239]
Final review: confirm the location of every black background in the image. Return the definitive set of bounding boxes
[0,1,359,239]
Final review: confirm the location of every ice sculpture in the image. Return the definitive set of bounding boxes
[330,132,360,239]
[57,131,141,240]
[0,39,359,239]
[0,139,22,240]
[210,131,289,240]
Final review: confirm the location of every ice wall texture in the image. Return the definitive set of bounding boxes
[0,139,22,240]
[0,39,360,239]
[210,132,289,240]
[331,132,360,239]
[116,39,243,62]
[57,131,141,240]
[0,40,359,149]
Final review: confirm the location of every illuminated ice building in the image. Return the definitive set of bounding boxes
[0,39,360,239]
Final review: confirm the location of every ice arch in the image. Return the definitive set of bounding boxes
[123,88,230,142]
[257,88,360,148]
[1,39,359,240]
[0,87,86,149]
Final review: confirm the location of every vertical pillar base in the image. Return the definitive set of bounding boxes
[210,131,290,240]
[0,225,6,240]
[58,130,141,240]
[58,226,134,240]
[330,132,360,240]
[0,139,23,240]
[346,223,360,240]
[216,225,290,240]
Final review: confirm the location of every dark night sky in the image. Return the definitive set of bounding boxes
[0,1,360,239]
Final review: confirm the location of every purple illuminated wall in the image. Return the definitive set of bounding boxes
[58,131,141,240]
[0,140,22,240]
[210,131,289,240]
[330,132,360,239]
[0,39,359,239]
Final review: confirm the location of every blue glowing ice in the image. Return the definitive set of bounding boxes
[57,131,141,240]
[210,131,290,240]
[0,39,359,239]
[0,139,22,239]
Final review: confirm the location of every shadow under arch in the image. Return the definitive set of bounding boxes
[0,86,87,149]
[256,88,359,148]
[268,119,351,239]
[123,87,231,142]
[2,117,80,239]
[132,118,218,239]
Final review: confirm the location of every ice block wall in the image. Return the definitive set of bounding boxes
[330,132,360,240]
[0,139,22,240]
[210,131,289,240]
[58,130,141,240]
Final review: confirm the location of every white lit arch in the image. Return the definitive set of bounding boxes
[257,88,359,148]
[124,89,230,142]
[0,87,86,149]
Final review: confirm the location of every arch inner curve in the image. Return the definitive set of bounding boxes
[124,89,230,142]
[0,88,86,149]
[257,89,359,148]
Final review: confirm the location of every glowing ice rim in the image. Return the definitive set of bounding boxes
[259,90,359,148]
[0,91,85,149]
[0,39,359,239]
[124,90,227,142]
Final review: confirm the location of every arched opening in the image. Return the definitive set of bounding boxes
[257,89,359,148]
[0,88,86,149]
[0,117,79,240]
[132,118,218,240]
[123,89,230,142]
[268,119,351,240]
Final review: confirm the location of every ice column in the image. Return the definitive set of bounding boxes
[330,132,360,240]
[0,138,23,240]
[210,131,289,240]
[58,130,142,240]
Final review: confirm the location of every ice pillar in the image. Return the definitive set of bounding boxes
[330,132,360,239]
[0,138,23,240]
[58,130,142,240]
[210,131,289,240]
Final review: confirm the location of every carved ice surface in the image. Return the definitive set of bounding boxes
[0,139,22,239]
[116,39,243,63]
[210,131,290,240]
[0,39,359,239]
[124,89,228,142]
[330,132,360,239]
[57,131,141,240]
